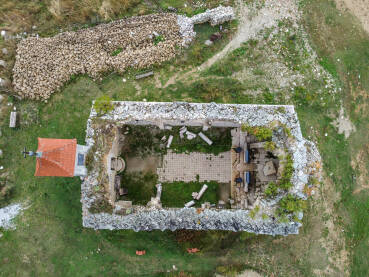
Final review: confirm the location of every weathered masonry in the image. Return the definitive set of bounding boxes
[81,101,321,235]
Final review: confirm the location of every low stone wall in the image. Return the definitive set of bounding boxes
[81,101,321,235]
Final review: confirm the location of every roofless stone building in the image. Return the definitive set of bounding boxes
[81,101,321,235]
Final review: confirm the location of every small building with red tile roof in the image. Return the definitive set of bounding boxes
[34,138,89,177]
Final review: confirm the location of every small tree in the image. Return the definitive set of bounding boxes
[265,182,278,197]
[277,194,306,217]
[93,95,114,115]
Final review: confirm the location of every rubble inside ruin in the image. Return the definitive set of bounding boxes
[81,101,321,235]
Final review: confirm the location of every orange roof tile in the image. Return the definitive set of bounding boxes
[35,138,77,177]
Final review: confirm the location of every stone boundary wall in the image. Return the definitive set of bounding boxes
[81,102,321,235]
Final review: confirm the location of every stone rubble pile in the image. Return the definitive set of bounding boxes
[13,13,181,100]
[12,6,234,100]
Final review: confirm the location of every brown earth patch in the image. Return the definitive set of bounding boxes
[352,144,369,194]
[335,0,369,34]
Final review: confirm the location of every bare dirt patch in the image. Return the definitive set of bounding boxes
[331,105,356,138]
[335,0,369,34]
[352,144,369,194]
[125,155,160,174]
[312,177,349,276]
[200,0,299,70]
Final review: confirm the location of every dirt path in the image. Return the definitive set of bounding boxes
[163,0,300,88]
[199,0,299,70]
[335,0,369,33]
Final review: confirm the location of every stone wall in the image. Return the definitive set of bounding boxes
[81,101,321,235]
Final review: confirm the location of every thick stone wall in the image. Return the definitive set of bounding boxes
[81,101,321,235]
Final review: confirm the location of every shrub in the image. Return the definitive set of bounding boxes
[262,213,269,220]
[279,154,294,190]
[249,205,260,219]
[283,125,292,138]
[265,182,278,197]
[265,141,276,151]
[241,123,248,132]
[93,95,114,115]
[277,194,306,217]
[244,125,273,141]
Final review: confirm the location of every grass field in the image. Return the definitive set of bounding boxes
[0,0,368,276]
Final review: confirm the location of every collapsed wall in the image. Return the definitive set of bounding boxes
[81,101,321,235]
[12,6,234,100]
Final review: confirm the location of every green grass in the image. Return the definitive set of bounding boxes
[0,0,368,276]
[161,181,220,208]
[300,0,369,275]
[119,172,158,205]
[167,126,232,156]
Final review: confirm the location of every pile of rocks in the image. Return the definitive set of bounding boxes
[12,6,235,100]
[13,13,181,100]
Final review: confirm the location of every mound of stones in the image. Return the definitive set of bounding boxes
[13,13,181,100]
[12,6,235,100]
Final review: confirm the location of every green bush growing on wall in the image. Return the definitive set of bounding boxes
[277,194,306,217]
[265,182,278,197]
[93,95,114,115]
[240,124,273,141]
[265,141,276,151]
[279,154,294,190]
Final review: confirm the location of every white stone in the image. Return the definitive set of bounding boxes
[204,40,213,46]
[0,203,23,230]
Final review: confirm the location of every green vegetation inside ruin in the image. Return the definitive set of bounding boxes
[240,123,273,141]
[89,197,114,214]
[116,172,220,208]
[278,154,294,190]
[0,0,368,276]
[121,125,232,157]
[277,194,307,220]
[167,126,232,156]
[119,171,158,205]
[264,182,278,198]
[161,181,220,208]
